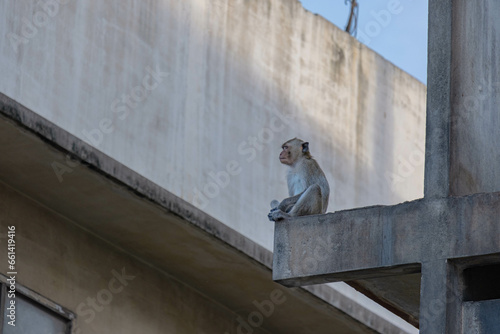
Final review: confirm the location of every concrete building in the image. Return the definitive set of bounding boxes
[0,0,425,333]
[273,1,500,333]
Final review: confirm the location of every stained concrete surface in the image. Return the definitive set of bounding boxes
[0,0,426,250]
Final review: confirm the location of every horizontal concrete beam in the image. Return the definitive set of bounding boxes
[273,193,500,286]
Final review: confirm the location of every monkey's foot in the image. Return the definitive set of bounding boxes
[268,209,290,222]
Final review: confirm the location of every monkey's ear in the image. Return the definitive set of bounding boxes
[302,142,309,153]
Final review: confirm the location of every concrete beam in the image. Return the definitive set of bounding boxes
[274,194,500,286]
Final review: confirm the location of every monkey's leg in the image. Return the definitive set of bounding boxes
[268,187,321,221]
[269,200,289,221]
[268,196,299,221]
[288,184,323,217]
[268,192,304,221]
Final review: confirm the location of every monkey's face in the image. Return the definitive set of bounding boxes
[279,138,309,166]
[279,144,295,165]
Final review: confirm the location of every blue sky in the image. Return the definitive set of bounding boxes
[299,0,428,84]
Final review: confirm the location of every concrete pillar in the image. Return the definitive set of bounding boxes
[419,260,449,334]
[424,0,453,198]
[425,0,500,197]
[449,0,500,196]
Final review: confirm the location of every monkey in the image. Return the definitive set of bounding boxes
[268,138,330,221]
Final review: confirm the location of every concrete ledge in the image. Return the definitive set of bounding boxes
[273,193,500,325]
[274,194,500,283]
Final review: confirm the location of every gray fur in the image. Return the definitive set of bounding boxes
[268,139,330,221]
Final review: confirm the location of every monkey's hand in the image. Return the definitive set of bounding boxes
[268,209,291,222]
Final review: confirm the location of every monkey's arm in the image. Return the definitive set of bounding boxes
[278,192,304,212]
[269,191,304,212]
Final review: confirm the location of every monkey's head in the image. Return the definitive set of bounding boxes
[279,138,312,166]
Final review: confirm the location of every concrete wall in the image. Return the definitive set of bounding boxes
[0,181,271,334]
[0,0,426,250]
